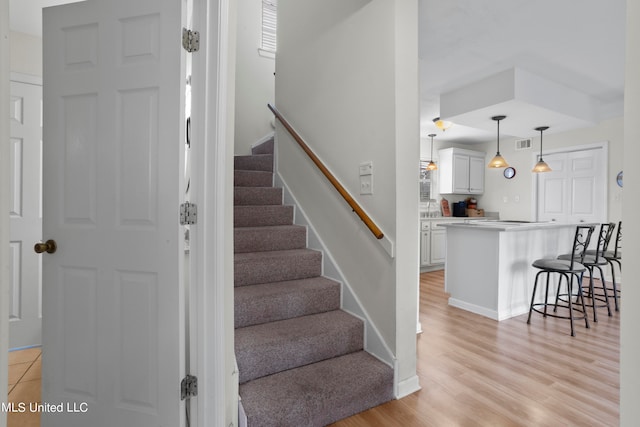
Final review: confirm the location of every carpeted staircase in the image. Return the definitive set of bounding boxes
[234,138,394,427]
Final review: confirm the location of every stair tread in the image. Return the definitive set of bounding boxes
[236,310,363,383]
[251,137,274,155]
[239,351,394,427]
[234,154,274,172]
[234,205,294,227]
[234,248,322,286]
[234,187,283,206]
[234,170,273,187]
[235,277,341,328]
[234,225,307,253]
[235,248,320,261]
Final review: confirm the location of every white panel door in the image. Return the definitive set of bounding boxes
[536,147,606,224]
[8,79,43,349]
[42,1,186,426]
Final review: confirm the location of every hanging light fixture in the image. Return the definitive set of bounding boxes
[487,115,509,168]
[532,126,552,173]
[426,133,438,171]
[433,117,453,132]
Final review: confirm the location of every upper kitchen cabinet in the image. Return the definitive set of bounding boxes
[438,148,485,194]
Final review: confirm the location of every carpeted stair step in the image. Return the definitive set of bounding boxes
[251,137,274,155]
[239,350,394,427]
[234,154,274,172]
[234,187,283,206]
[234,170,273,187]
[236,310,364,384]
[234,205,294,228]
[234,277,341,328]
[234,249,322,287]
[234,225,307,253]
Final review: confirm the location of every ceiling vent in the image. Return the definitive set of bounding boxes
[515,138,532,150]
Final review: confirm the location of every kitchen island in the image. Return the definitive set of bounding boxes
[440,221,581,321]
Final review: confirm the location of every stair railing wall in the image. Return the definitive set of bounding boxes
[268,103,385,241]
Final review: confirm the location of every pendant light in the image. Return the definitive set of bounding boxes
[433,117,453,132]
[532,126,552,173]
[487,115,509,168]
[426,133,438,171]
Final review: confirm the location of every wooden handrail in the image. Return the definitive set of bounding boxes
[268,104,384,240]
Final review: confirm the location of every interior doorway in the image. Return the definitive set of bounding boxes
[8,74,43,351]
[534,142,608,224]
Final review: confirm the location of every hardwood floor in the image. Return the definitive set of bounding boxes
[331,270,620,427]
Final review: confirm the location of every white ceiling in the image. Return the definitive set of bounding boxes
[10,0,627,145]
[9,0,84,36]
[419,0,626,143]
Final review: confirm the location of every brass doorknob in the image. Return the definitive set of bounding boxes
[34,239,57,254]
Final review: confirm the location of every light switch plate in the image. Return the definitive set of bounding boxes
[360,175,373,195]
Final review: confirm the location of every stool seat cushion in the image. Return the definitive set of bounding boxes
[532,258,586,272]
[557,253,607,266]
[585,249,622,260]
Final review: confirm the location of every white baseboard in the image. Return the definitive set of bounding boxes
[448,298,499,321]
[395,374,421,399]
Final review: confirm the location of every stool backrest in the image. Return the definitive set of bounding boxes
[570,225,595,268]
[601,222,616,252]
[593,223,615,263]
[613,221,622,258]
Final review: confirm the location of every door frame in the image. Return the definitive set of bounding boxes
[190,0,236,425]
[1,1,10,423]
[531,141,609,222]
[8,72,43,350]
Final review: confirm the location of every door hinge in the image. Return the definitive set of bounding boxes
[180,202,197,225]
[182,28,200,53]
[181,374,198,400]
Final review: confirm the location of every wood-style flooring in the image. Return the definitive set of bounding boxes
[7,271,619,426]
[6,346,41,427]
[331,270,620,427]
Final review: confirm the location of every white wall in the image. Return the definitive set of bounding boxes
[276,0,419,395]
[233,0,275,155]
[422,117,624,222]
[1,4,10,427]
[479,117,623,222]
[10,31,42,76]
[620,0,640,424]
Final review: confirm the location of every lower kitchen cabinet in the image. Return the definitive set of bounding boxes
[421,230,430,266]
[420,221,447,268]
[429,227,447,264]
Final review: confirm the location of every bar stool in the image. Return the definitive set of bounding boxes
[527,225,594,337]
[561,223,614,322]
[603,221,622,310]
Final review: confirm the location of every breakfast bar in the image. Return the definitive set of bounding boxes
[439,221,580,321]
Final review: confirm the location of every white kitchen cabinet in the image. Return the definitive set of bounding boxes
[421,231,430,266]
[420,220,447,267]
[438,147,485,194]
[420,221,430,267]
[429,227,447,264]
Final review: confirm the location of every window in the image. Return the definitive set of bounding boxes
[260,0,277,57]
[420,161,433,202]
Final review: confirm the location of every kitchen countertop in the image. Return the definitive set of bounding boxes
[439,220,592,231]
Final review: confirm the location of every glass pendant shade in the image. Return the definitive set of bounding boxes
[532,126,552,173]
[488,154,509,168]
[488,115,508,168]
[433,117,453,131]
[532,160,552,172]
[427,133,438,170]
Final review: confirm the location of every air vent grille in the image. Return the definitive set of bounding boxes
[515,138,532,150]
